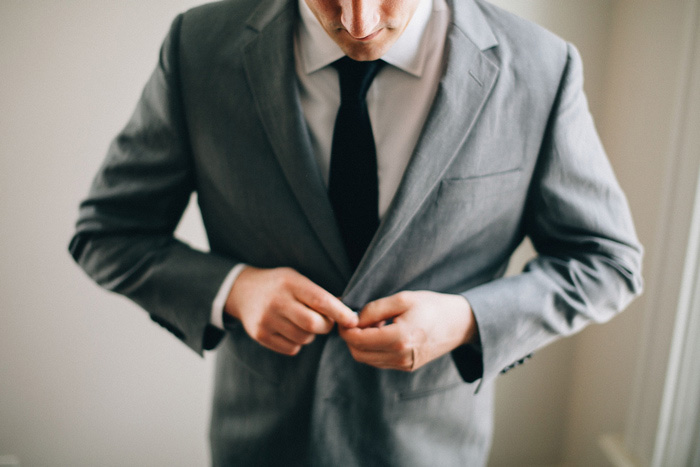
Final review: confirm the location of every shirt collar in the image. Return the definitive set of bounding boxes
[297,0,437,77]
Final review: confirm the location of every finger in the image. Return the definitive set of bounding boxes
[272,316,317,345]
[294,281,358,328]
[347,346,414,371]
[284,302,334,335]
[358,292,413,328]
[340,324,404,352]
[263,333,303,356]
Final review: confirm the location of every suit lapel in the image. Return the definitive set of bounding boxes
[243,0,352,279]
[345,0,500,297]
[241,0,500,293]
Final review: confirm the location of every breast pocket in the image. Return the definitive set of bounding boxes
[436,167,523,212]
[421,167,526,271]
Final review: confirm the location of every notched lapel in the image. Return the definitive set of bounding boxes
[344,12,500,301]
[243,1,352,279]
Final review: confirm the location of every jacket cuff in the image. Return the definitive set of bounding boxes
[451,340,483,383]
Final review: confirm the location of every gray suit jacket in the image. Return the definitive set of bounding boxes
[70,0,643,465]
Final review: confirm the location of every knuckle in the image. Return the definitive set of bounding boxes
[259,313,276,329]
[308,294,328,313]
[319,319,334,334]
[301,333,316,345]
[393,338,410,353]
[297,313,319,332]
[394,291,414,308]
[252,328,269,343]
[268,295,285,311]
[275,267,295,287]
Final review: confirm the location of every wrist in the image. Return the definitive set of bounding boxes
[211,264,248,329]
[223,264,253,323]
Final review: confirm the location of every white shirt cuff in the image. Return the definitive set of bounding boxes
[211,264,248,330]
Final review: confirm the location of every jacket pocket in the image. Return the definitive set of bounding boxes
[437,167,523,209]
[387,353,470,401]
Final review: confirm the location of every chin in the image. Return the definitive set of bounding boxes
[333,29,397,61]
[341,42,390,61]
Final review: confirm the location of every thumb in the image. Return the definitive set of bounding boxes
[358,293,411,328]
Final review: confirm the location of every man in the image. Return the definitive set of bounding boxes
[70,0,643,465]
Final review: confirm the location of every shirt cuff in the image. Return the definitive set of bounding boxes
[210,263,248,330]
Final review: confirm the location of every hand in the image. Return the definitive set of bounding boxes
[339,291,477,371]
[224,266,358,356]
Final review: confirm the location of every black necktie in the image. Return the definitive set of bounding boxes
[329,57,386,269]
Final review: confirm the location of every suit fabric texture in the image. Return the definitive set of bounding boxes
[70,0,643,465]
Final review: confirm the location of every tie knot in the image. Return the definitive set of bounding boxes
[332,56,386,102]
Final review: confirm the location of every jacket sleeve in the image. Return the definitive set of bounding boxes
[69,14,237,355]
[456,43,643,384]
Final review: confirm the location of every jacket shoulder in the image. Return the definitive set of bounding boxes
[474,0,570,76]
[178,0,257,43]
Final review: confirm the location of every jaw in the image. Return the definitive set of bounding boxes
[333,29,399,61]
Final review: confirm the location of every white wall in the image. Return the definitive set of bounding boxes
[0,1,679,466]
[562,2,698,465]
[0,2,213,466]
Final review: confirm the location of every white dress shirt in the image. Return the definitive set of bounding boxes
[211,0,450,329]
